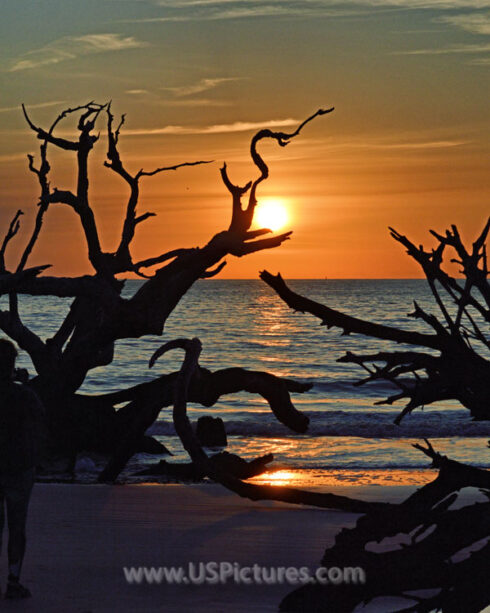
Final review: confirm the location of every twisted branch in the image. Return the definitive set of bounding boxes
[223,108,334,234]
[144,337,388,512]
[0,210,23,272]
[261,220,490,422]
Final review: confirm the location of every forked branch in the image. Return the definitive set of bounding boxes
[223,108,334,234]
[260,220,490,422]
[103,104,213,274]
[145,337,388,513]
[260,270,442,349]
[0,210,23,271]
[280,443,490,612]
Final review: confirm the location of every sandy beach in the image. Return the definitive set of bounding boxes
[0,482,418,613]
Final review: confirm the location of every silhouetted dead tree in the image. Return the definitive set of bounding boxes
[280,440,490,612]
[260,223,489,612]
[0,102,333,479]
[141,335,489,613]
[261,220,490,422]
[141,336,389,511]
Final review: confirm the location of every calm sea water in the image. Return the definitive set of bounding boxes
[5,279,490,485]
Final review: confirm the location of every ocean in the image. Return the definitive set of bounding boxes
[6,279,490,486]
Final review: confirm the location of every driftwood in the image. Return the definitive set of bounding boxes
[0,102,333,480]
[259,222,490,611]
[96,364,312,482]
[0,267,51,293]
[196,416,228,447]
[134,451,274,481]
[280,441,490,612]
[261,219,490,422]
[148,337,390,513]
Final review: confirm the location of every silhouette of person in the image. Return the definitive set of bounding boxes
[0,338,45,599]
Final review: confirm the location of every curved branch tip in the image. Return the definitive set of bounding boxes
[149,337,202,369]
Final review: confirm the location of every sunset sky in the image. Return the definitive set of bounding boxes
[0,0,488,278]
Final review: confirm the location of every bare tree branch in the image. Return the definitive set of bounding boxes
[391,226,490,322]
[0,266,51,295]
[223,108,334,233]
[245,108,335,224]
[0,210,23,272]
[0,308,52,375]
[22,105,79,151]
[260,270,442,349]
[281,444,490,612]
[200,261,227,278]
[103,105,213,274]
[134,337,388,512]
[0,102,340,468]
[136,159,213,179]
[261,220,490,422]
[22,102,108,273]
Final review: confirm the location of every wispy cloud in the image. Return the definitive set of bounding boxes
[8,33,148,72]
[439,12,490,35]
[395,43,490,55]
[0,153,31,163]
[127,6,353,23]
[158,0,489,5]
[122,1,384,23]
[161,77,241,97]
[121,0,490,24]
[124,80,235,105]
[469,56,490,63]
[311,134,471,151]
[162,98,232,106]
[0,100,66,114]
[122,118,299,136]
[399,11,490,62]
[359,139,470,149]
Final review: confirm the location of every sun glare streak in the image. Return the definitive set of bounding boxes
[253,470,297,486]
[254,198,290,232]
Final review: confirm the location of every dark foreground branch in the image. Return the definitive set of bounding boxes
[147,337,390,513]
[260,270,490,421]
[224,108,333,234]
[135,452,275,481]
[96,359,313,482]
[0,210,23,271]
[280,442,490,612]
[260,271,442,349]
[0,266,51,295]
[98,365,312,433]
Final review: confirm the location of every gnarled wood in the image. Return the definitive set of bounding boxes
[260,220,490,421]
[0,102,334,471]
[146,337,390,513]
[280,443,490,613]
[95,360,312,481]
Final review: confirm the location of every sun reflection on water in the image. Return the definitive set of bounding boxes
[249,468,436,488]
[251,470,299,486]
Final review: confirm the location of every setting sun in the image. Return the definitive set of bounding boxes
[254,198,290,232]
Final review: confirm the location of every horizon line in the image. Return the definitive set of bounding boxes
[120,276,445,281]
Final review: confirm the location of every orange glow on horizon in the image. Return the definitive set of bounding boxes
[0,3,488,280]
[0,121,488,280]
